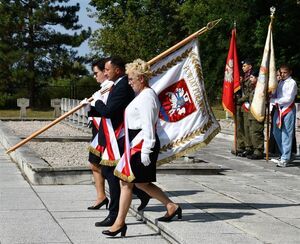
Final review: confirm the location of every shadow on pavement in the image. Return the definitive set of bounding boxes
[142,202,300,223]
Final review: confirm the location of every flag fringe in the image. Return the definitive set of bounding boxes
[87,146,101,157]
[113,169,136,183]
[100,159,118,166]
[234,86,241,93]
[222,101,234,118]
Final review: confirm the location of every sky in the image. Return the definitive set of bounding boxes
[73,1,100,56]
[55,0,100,56]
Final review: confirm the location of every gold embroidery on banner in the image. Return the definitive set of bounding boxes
[157,126,221,166]
[160,119,214,151]
[151,48,192,77]
[183,51,205,110]
[150,42,220,161]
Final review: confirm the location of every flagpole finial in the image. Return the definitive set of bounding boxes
[270,6,276,18]
[206,18,222,30]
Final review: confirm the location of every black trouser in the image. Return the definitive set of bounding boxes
[101,165,120,218]
[101,165,150,218]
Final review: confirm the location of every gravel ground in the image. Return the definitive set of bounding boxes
[4,121,90,137]
[7,120,297,168]
[4,121,92,168]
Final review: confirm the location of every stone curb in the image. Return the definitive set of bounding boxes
[0,120,92,185]
[0,120,222,185]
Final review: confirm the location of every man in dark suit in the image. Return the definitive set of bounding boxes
[92,56,150,227]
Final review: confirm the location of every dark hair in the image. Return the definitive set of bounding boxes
[92,58,107,71]
[280,64,292,72]
[107,56,126,72]
[241,59,253,66]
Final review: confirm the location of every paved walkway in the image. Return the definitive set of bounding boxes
[1,130,300,243]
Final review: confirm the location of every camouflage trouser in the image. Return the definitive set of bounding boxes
[249,119,264,155]
[243,112,253,151]
[236,105,245,151]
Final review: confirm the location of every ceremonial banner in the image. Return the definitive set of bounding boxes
[150,39,221,165]
[222,28,240,116]
[250,21,277,122]
[114,39,221,181]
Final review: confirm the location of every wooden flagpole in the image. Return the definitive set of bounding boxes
[265,7,276,162]
[6,97,93,154]
[233,21,238,156]
[6,18,222,154]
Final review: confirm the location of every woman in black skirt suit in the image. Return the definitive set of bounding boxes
[102,59,182,237]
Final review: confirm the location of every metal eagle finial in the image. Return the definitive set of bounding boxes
[270,6,276,17]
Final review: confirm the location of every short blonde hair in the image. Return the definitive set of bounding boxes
[125,59,152,82]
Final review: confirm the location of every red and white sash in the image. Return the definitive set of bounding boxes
[101,120,124,161]
[242,102,250,112]
[114,114,144,182]
[276,102,295,128]
[88,117,103,156]
[88,81,113,157]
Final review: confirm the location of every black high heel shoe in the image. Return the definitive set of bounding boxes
[87,198,109,210]
[102,224,127,237]
[157,206,182,222]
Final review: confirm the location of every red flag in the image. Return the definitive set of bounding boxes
[222,28,240,116]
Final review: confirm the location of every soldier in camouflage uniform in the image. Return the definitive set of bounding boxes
[234,88,246,155]
[236,59,254,157]
[247,70,265,160]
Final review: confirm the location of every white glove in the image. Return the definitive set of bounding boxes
[91,90,101,106]
[92,90,101,101]
[80,98,89,105]
[141,153,151,166]
[80,98,91,112]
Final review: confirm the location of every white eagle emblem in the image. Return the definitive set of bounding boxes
[224,59,234,82]
[166,87,191,116]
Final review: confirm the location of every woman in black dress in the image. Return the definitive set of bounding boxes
[102,59,182,237]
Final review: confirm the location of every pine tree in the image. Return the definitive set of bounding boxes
[0,0,91,107]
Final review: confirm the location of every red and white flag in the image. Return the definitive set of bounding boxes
[250,21,277,122]
[222,28,240,116]
[114,40,221,181]
[114,39,221,181]
[152,39,220,164]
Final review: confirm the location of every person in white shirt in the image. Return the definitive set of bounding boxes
[270,64,298,167]
[81,58,110,210]
[102,59,181,237]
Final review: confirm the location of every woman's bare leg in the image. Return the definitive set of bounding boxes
[90,163,106,204]
[109,181,134,231]
[135,182,178,216]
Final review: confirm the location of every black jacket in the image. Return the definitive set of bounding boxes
[94,76,135,149]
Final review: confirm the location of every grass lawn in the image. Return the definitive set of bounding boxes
[0,104,226,120]
[0,109,53,118]
[211,103,226,120]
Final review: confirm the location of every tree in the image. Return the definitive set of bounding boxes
[88,0,300,103]
[89,0,186,62]
[0,1,23,102]
[0,0,91,107]
[179,0,300,102]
